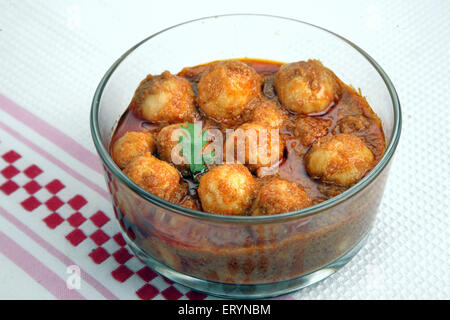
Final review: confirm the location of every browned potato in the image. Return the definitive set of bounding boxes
[134,71,198,124]
[251,179,312,216]
[274,60,340,114]
[124,152,180,201]
[112,131,155,169]
[250,99,287,129]
[156,123,190,176]
[197,164,256,215]
[305,134,374,186]
[335,115,370,134]
[294,116,332,147]
[179,196,201,211]
[197,60,261,127]
[224,122,284,172]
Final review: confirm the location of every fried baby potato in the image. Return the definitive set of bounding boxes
[112,131,155,169]
[124,152,180,201]
[251,179,312,216]
[224,122,284,172]
[274,60,340,114]
[294,116,332,147]
[250,98,287,129]
[198,164,256,215]
[134,71,198,124]
[178,195,201,211]
[156,123,190,176]
[305,134,374,186]
[197,60,261,127]
[335,115,370,134]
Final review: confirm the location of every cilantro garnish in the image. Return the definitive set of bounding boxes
[178,122,215,175]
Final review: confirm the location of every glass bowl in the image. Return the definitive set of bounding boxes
[90,14,401,299]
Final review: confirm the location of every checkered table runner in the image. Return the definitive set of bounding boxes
[0,94,209,300]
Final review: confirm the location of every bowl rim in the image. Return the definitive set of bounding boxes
[90,13,402,223]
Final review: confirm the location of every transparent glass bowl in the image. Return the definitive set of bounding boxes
[90,14,401,298]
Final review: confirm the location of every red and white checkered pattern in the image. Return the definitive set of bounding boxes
[0,145,207,300]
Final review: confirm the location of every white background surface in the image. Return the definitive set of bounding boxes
[0,0,449,299]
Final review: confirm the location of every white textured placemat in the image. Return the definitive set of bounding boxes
[0,0,449,299]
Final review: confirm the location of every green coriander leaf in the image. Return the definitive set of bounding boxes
[178,122,213,175]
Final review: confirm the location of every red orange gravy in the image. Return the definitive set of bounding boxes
[111,59,385,208]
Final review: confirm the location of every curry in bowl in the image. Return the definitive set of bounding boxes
[110,59,385,216]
